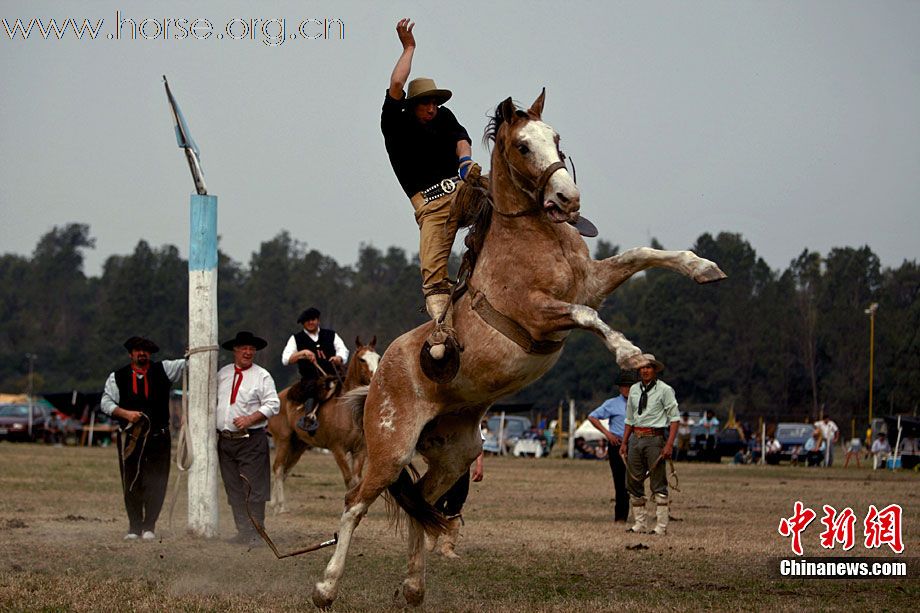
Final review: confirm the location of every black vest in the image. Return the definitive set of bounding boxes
[114,362,172,429]
[294,329,336,381]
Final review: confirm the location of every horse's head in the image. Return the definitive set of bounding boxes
[352,336,380,386]
[486,89,580,223]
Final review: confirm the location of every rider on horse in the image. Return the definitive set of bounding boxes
[381,18,482,363]
[281,307,348,433]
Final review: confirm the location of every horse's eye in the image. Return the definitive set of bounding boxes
[517,144,529,155]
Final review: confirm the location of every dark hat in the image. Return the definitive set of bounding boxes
[616,370,638,386]
[406,77,452,105]
[297,307,321,324]
[221,331,268,351]
[124,336,159,353]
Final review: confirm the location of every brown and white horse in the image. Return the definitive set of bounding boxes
[312,91,725,608]
[267,337,379,513]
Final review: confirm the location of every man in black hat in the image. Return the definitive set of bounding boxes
[216,331,280,546]
[382,18,481,360]
[281,307,348,433]
[101,336,185,541]
[587,370,637,523]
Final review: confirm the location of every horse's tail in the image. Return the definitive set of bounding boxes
[384,464,450,538]
[341,385,369,431]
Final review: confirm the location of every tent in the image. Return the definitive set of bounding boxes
[573,418,607,441]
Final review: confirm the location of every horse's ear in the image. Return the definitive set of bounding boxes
[355,336,362,348]
[528,88,545,118]
[370,335,377,349]
[499,97,516,124]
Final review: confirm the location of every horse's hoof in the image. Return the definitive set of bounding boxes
[694,263,727,284]
[402,579,426,607]
[618,351,646,370]
[312,583,336,609]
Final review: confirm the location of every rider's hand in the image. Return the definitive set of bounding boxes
[330,356,344,366]
[396,18,415,50]
[459,157,480,181]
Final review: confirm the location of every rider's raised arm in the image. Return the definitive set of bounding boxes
[388,18,416,100]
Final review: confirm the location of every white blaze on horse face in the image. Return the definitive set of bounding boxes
[518,120,579,216]
[361,351,380,375]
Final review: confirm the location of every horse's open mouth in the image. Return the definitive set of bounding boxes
[544,202,575,224]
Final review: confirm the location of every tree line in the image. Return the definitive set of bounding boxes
[1,223,916,429]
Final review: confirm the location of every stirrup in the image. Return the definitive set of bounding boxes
[420,324,460,384]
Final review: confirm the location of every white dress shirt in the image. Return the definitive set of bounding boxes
[100,359,186,416]
[281,329,349,366]
[216,363,280,431]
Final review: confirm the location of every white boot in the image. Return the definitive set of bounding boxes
[627,497,648,533]
[438,517,461,559]
[651,494,669,535]
[425,294,451,359]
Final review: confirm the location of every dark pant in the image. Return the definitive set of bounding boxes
[121,430,171,534]
[606,444,629,521]
[435,470,471,517]
[218,429,270,534]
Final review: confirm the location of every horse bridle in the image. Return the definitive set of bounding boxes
[497,156,569,218]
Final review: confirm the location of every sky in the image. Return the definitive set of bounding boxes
[2,1,918,277]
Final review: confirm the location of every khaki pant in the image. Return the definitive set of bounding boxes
[626,434,668,499]
[411,190,461,295]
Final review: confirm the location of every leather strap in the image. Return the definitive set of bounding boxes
[496,160,568,218]
[470,290,563,355]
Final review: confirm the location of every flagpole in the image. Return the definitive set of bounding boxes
[163,76,219,537]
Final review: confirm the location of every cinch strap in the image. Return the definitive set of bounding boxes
[470,290,564,355]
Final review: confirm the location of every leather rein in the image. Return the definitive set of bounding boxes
[494,159,568,218]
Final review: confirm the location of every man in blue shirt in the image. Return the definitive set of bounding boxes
[588,370,637,523]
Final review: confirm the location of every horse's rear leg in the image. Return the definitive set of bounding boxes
[269,435,307,515]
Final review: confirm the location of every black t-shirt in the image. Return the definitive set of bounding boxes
[381,92,472,197]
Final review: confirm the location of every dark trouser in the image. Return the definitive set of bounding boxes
[218,428,270,535]
[606,444,629,521]
[626,435,668,499]
[435,470,471,517]
[122,430,171,534]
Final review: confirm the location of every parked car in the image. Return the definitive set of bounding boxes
[0,404,50,442]
[769,422,814,464]
[483,415,532,454]
[685,425,746,461]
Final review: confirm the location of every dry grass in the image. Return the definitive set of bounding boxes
[0,442,917,612]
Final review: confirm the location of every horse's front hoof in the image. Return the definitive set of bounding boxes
[402,579,426,607]
[312,582,336,609]
[694,262,727,284]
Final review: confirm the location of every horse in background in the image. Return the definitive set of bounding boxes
[267,337,379,514]
[312,90,726,608]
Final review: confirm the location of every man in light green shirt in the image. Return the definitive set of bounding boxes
[619,353,680,535]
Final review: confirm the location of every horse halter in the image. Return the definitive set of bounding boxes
[498,151,570,219]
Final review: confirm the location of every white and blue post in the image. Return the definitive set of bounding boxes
[188,194,219,536]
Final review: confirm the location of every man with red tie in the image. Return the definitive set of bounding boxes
[216,331,280,546]
[101,336,185,541]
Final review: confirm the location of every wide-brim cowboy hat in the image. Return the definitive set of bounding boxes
[637,353,665,373]
[616,370,638,387]
[406,77,452,105]
[124,336,159,353]
[221,331,268,351]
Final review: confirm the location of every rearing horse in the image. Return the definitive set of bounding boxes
[312,91,725,608]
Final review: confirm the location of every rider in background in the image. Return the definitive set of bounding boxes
[381,18,481,361]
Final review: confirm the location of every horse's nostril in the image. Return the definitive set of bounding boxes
[556,192,569,204]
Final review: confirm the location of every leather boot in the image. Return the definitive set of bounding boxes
[438,517,461,559]
[651,494,669,535]
[627,497,648,533]
[425,294,451,360]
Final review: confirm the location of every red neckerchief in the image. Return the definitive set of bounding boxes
[131,364,150,398]
[230,364,251,405]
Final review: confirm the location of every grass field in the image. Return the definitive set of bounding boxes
[0,442,916,612]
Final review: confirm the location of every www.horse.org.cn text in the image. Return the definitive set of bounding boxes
[2,12,346,46]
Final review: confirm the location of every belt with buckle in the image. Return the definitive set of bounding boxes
[218,429,251,440]
[633,427,665,437]
[419,176,461,203]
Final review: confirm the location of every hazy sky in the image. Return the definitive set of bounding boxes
[2,1,918,277]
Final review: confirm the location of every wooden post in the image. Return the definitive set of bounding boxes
[567,399,576,459]
[188,194,219,537]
